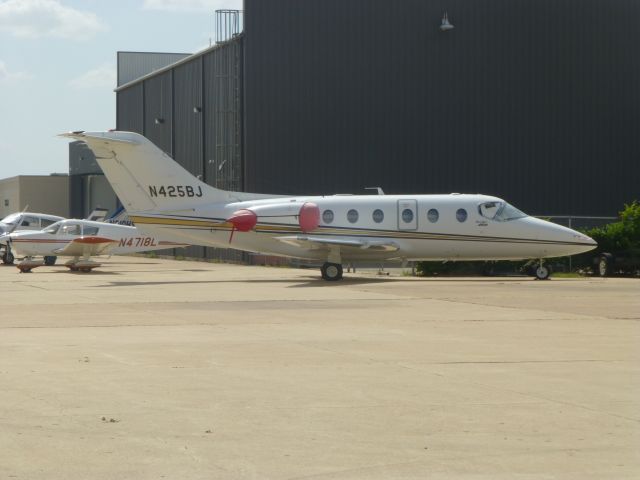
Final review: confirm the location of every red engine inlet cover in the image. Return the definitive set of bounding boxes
[227,209,257,232]
[299,202,320,232]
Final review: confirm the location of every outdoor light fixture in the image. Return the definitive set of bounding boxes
[440,12,454,31]
[154,118,164,124]
[193,106,202,113]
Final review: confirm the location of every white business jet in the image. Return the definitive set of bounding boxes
[60,131,597,281]
[3,218,188,272]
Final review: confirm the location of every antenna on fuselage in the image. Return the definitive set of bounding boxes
[365,187,385,195]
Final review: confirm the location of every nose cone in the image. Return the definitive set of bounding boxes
[525,217,597,257]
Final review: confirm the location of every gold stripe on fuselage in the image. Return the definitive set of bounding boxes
[128,215,590,247]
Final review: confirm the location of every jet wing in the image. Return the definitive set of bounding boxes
[53,237,118,257]
[275,235,399,252]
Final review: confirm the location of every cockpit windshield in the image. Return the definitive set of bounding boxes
[478,201,527,221]
[1,213,21,225]
[43,221,62,234]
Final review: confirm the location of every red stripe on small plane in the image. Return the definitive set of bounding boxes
[73,236,116,245]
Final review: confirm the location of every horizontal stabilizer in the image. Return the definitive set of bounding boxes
[59,131,140,145]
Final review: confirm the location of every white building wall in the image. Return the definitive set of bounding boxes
[0,176,69,218]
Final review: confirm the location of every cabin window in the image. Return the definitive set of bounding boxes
[41,218,57,228]
[372,209,384,223]
[401,208,414,223]
[456,208,468,223]
[347,209,359,223]
[322,209,334,224]
[21,216,38,227]
[83,226,99,236]
[62,224,81,235]
[427,209,439,223]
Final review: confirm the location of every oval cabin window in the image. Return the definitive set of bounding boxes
[401,208,414,223]
[322,209,334,224]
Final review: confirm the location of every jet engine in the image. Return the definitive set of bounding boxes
[226,202,320,242]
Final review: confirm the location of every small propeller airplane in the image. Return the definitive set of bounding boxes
[0,211,66,264]
[60,131,597,281]
[1,216,188,273]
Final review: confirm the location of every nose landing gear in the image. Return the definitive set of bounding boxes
[534,261,551,280]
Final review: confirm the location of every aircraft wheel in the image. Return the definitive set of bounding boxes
[534,264,551,280]
[44,256,57,266]
[321,262,343,281]
[597,254,612,277]
[3,251,15,265]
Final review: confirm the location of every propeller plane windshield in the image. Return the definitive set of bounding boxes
[60,131,597,281]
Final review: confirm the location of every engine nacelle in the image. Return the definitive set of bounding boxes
[227,209,257,232]
[298,202,320,232]
[227,202,320,233]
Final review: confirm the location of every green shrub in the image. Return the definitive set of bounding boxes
[584,201,640,253]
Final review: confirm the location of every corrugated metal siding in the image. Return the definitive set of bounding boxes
[204,41,243,192]
[116,83,144,133]
[143,71,173,154]
[243,0,640,216]
[173,59,203,176]
[117,52,190,86]
[203,41,245,262]
[173,59,206,259]
[69,141,102,176]
[68,175,85,219]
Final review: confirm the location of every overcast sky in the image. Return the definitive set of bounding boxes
[0,0,242,178]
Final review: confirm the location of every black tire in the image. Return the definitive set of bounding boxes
[44,256,57,266]
[321,262,343,281]
[597,254,612,277]
[3,251,15,265]
[534,264,551,280]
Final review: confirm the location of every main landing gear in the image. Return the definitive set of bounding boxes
[2,249,14,265]
[321,262,343,281]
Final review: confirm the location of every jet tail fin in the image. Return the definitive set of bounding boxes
[85,208,109,221]
[59,131,270,213]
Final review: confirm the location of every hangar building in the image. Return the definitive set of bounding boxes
[108,0,638,258]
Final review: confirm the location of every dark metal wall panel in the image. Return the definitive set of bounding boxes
[174,59,205,259]
[116,83,143,133]
[243,0,640,216]
[68,175,85,219]
[173,59,204,177]
[204,40,243,191]
[69,141,102,176]
[143,71,173,154]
